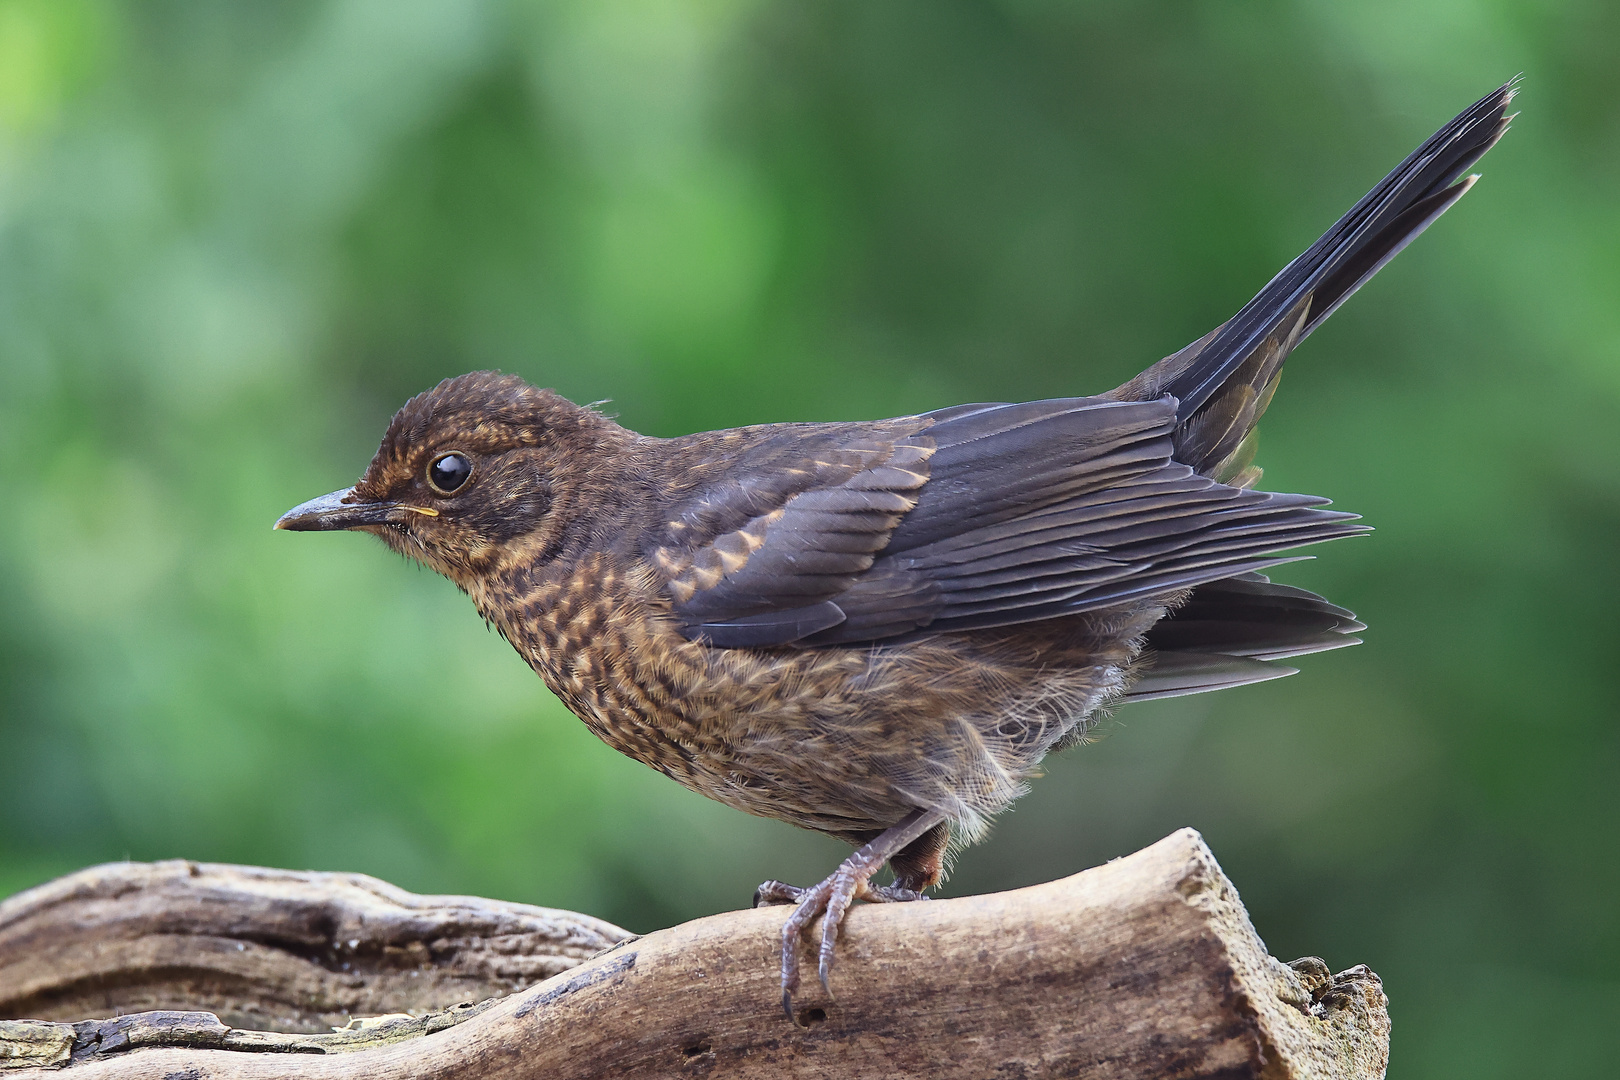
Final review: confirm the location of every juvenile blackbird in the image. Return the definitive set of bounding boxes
[278,82,1514,1015]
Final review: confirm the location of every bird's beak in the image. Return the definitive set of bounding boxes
[275,488,405,531]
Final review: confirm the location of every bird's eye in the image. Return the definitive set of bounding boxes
[427,452,472,494]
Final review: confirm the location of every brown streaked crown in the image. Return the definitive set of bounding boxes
[355,372,612,501]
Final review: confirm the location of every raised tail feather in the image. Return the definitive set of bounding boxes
[1111,80,1518,483]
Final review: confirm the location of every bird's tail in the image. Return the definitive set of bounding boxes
[1111,79,1517,483]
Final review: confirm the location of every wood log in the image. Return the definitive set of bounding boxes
[0,861,630,1032]
[0,829,1390,1079]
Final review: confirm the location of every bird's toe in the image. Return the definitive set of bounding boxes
[754,879,806,908]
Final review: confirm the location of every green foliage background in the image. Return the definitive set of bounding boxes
[1,2,1615,1075]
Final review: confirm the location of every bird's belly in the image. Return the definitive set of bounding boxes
[486,559,1157,841]
[543,619,1143,839]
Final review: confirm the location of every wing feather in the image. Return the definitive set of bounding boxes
[659,397,1364,648]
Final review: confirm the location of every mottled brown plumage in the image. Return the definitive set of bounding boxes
[277,83,1514,1015]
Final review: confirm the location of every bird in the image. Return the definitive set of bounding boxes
[277,81,1514,1019]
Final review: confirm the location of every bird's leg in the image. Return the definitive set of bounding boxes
[761,808,948,1020]
[753,819,948,907]
[887,819,950,891]
[859,818,951,901]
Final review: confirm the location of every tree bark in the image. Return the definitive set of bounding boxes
[0,829,1389,1079]
[0,860,630,1033]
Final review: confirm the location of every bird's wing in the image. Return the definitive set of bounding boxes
[657,397,1365,648]
[649,422,936,646]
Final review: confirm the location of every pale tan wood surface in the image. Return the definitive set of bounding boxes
[0,830,1389,1078]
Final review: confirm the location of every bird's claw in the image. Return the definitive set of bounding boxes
[775,873,834,1019]
[767,867,908,1020]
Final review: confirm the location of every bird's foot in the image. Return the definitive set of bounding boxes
[755,879,926,908]
[758,809,946,1022]
[773,863,865,1021]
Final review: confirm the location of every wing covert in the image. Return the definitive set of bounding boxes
[655,431,934,647]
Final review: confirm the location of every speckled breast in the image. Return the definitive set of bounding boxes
[473,551,1149,841]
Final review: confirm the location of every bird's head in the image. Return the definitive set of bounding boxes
[276,372,629,586]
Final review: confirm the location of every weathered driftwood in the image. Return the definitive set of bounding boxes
[0,829,1389,1079]
[0,861,630,1032]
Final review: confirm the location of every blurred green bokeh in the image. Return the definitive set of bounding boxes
[1,2,1615,1075]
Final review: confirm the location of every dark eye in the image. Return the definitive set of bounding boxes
[427,452,472,494]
